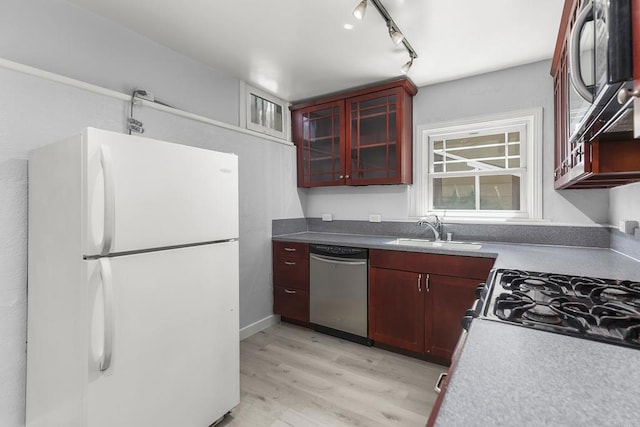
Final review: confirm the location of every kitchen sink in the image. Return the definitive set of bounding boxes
[387,238,483,250]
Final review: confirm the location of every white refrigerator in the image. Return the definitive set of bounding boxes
[26,128,240,427]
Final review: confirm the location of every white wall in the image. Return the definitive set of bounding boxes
[609,181,640,228]
[0,1,302,425]
[305,60,611,225]
[0,0,239,125]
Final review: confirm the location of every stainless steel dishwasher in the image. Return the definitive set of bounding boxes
[309,244,371,345]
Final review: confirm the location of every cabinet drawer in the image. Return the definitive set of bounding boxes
[273,286,309,322]
[273,258,309,290]
[273,241,309,260]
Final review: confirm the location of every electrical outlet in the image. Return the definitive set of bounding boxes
[369,214,382,223]
[322,213,333,222]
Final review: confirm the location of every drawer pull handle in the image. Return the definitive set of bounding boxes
[284,289,297,294]
[417,273,422,292]
[284,261,296,266]
[284,247,296,252]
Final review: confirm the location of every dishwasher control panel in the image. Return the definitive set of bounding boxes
[309,244,368,259]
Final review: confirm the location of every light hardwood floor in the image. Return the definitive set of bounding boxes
[219,322,444,427]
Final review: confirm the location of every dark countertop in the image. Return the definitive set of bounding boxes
[273,231,640,425]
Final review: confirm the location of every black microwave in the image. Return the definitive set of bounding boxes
[568,0,634,143]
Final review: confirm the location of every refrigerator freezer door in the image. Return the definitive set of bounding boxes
[84,241,239,427]
[82,128,239,256]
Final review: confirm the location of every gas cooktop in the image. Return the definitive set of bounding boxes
[481,269,640,349]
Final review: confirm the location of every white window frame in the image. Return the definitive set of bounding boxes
[410,109,543,221]
[240,82,290,140]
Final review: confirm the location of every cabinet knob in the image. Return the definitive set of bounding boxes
[339,175,344,179]
[617,88,640,104]
[345,174,350,179]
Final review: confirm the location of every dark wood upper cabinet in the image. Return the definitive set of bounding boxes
[292,101,345,187]
[291,79,417,187]
[551,0,640,189]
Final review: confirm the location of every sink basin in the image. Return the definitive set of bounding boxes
[387,238,483,250]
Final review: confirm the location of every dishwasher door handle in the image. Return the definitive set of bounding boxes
[310,254,367,266]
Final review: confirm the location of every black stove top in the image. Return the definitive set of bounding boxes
[482,269,640,349]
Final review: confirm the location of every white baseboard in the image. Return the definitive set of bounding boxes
[239,314,280,340]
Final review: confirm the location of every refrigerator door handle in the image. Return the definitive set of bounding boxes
[98,258,114,371]
[99,145,116,255]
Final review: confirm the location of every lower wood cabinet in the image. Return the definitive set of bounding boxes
[428,275,479,359]
[272,241,310,323]
[369,249,494,361]
[369,268,424,352]
[273,286,309,322]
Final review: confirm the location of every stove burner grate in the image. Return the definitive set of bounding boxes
[488,269,640,349]
[522,304,563,324]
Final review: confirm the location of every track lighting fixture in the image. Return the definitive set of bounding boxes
[388,25,404,45]
[352,0,368,20]
[352,0,418,74]
[400,56,414,75]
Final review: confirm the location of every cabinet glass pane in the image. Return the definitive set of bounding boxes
[301,106,341,183]
[351,145,396,179]
[350,93,398,181]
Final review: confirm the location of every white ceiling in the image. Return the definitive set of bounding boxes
[68,0,564,102]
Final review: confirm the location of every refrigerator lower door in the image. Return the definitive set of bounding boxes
[84,241,239,427]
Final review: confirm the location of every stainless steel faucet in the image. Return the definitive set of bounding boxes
[417,215,442,241]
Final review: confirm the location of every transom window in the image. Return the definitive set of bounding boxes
[412,110,542,220]
[240,83,289,140]
[250,94,283,132]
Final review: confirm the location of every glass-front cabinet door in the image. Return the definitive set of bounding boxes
[347,88,409,185]
[293,101,345,187]
[291,79,415,188]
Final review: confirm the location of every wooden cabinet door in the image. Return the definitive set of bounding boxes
[369,267,424,353]
[346,87,412,185]
[426,275,478,360]
[292,101,345,187]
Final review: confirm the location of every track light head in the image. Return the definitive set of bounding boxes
[400,57,414,75]
[389,26,404,45]
[353,0,368,20]
[351,0,418,75]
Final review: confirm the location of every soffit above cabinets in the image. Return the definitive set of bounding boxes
[69,0,564,101]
